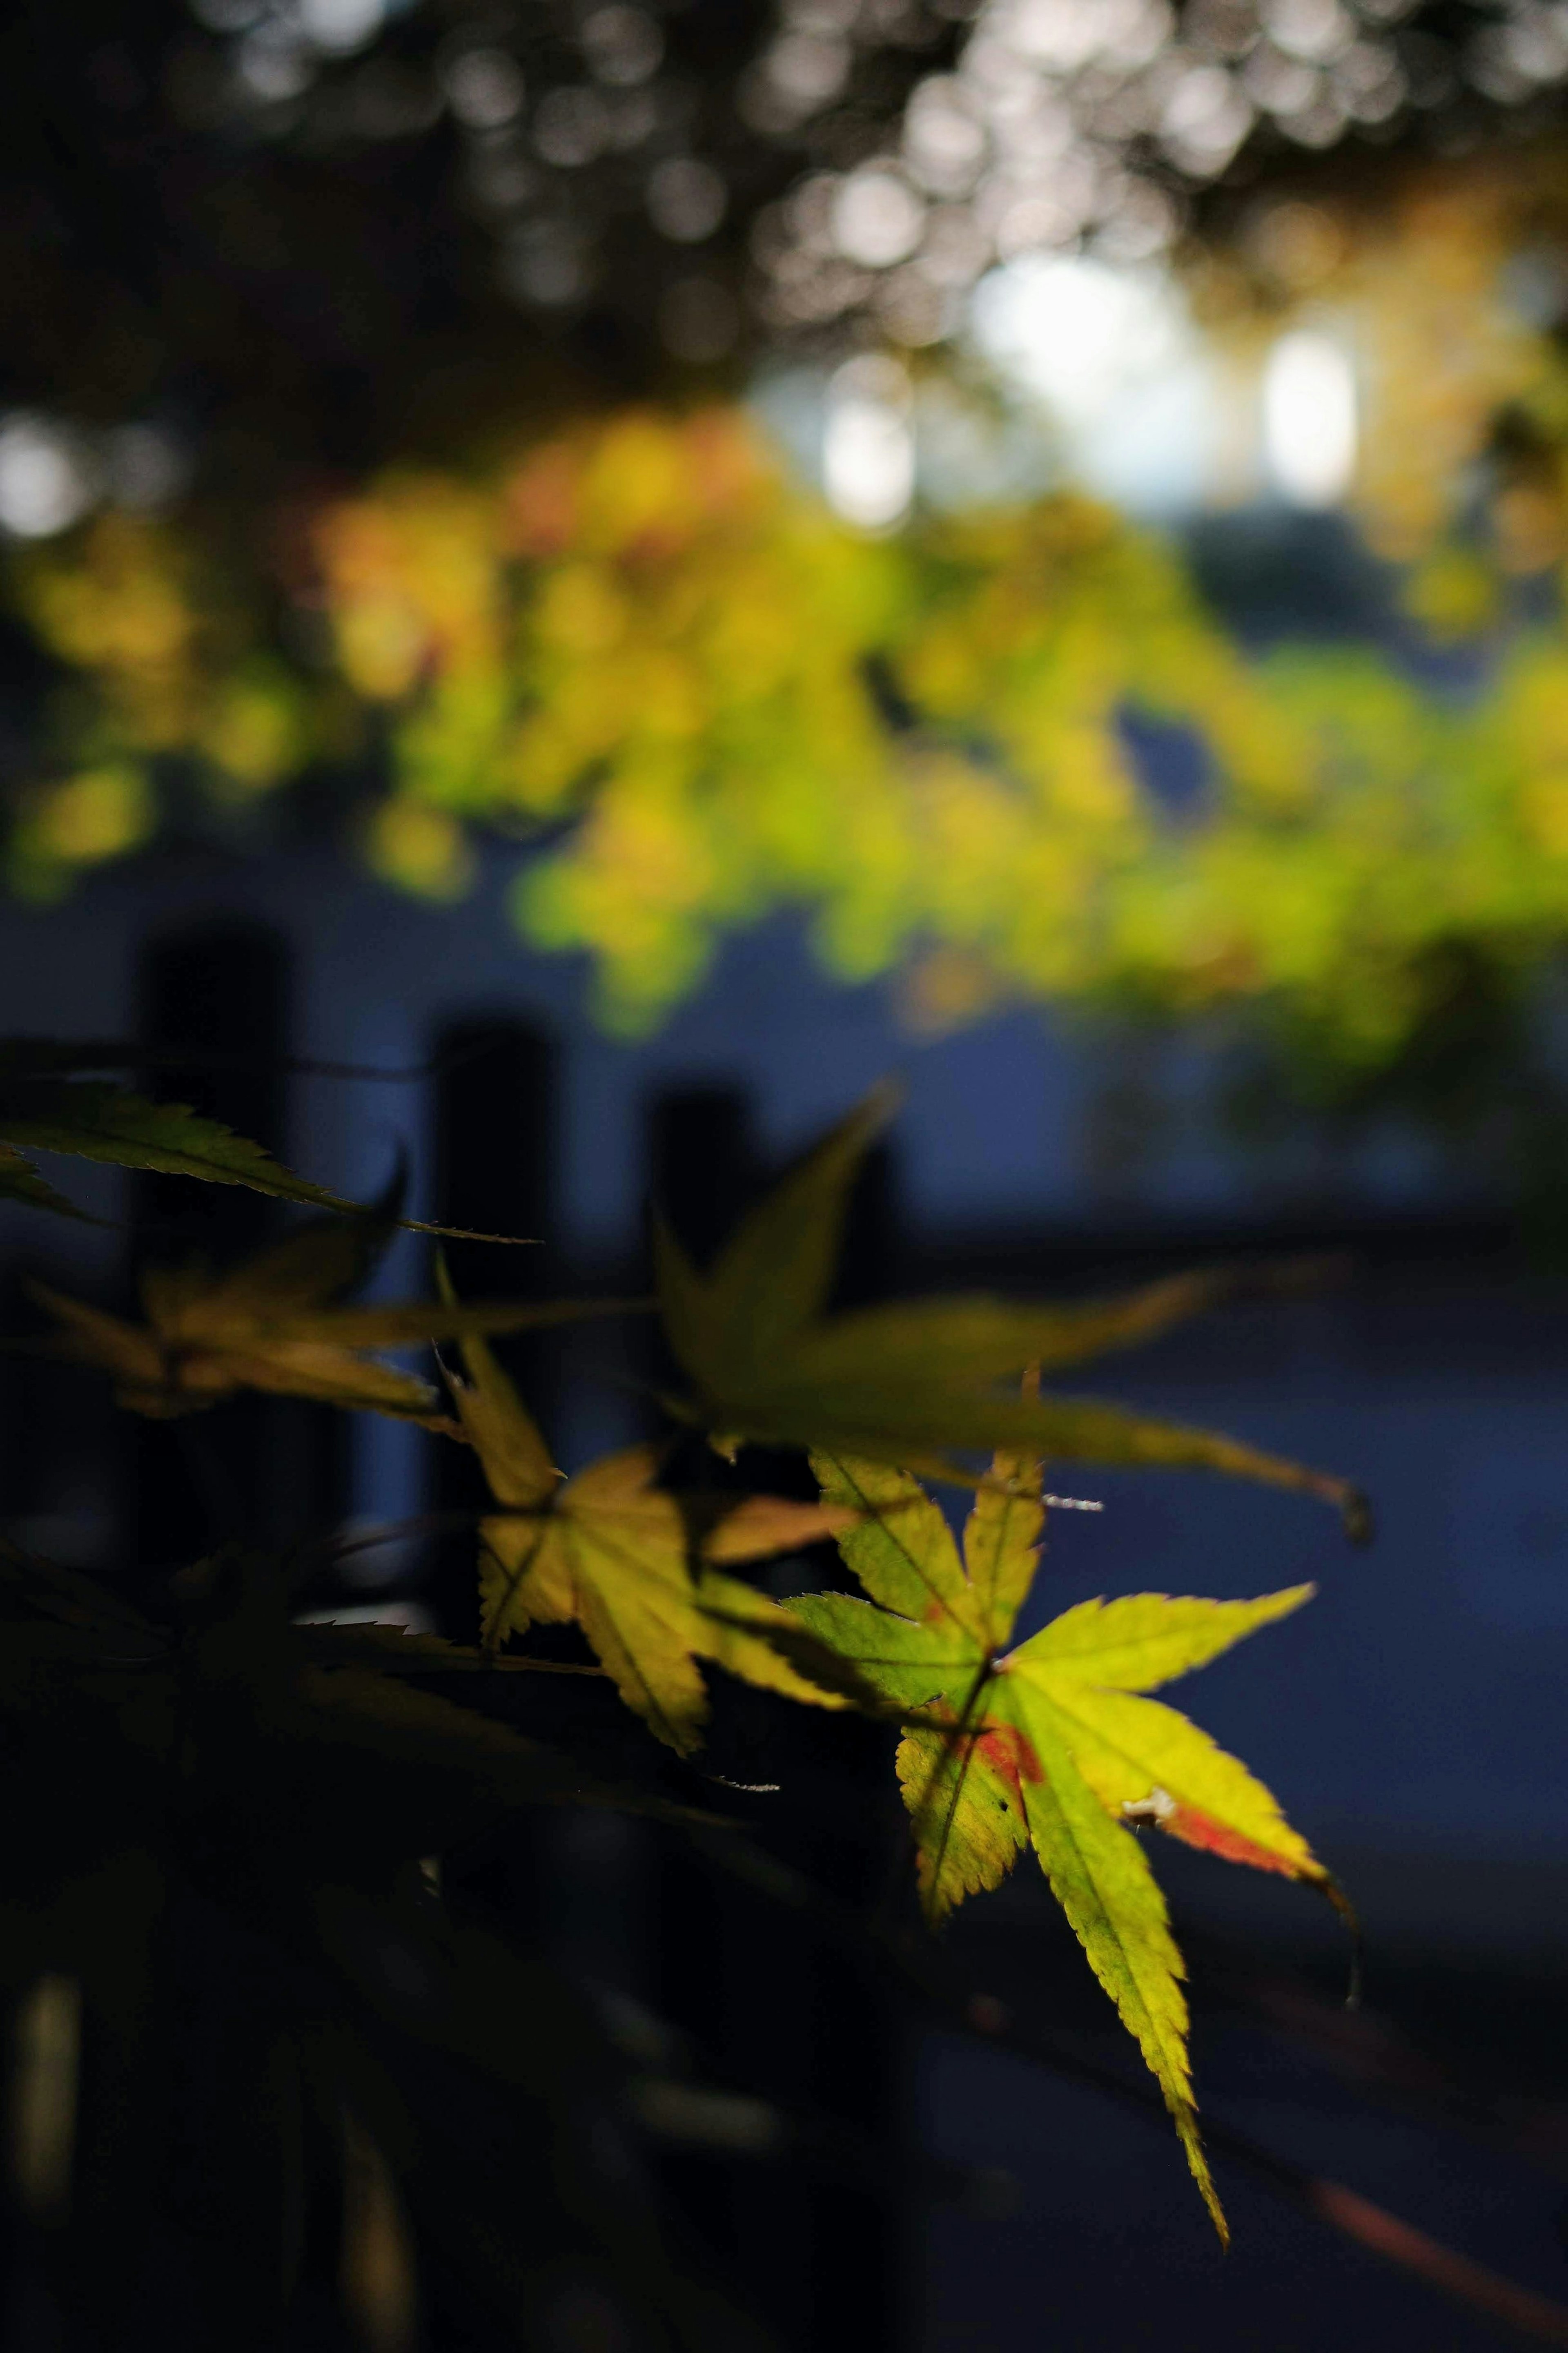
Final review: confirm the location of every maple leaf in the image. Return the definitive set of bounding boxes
[0,1142,94,1220]
[443,1305,864,1755]
[654,1086,1370,1534]
[0,1043,539,1240]
[26,1211,629,1427]
[789,1445,1342,2240]
[0,1071,360,1216]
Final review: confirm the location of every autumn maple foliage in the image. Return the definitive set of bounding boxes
[0,1036,1368,2342]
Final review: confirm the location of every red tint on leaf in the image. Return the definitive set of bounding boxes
[975,1717,1042,1797]
[1164,1803,1300,1877]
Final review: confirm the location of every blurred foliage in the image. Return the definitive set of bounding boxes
[15,392,1568,1144]
[15,11,1568,1149]
[10,0,1566,393]
[1198,147,1568,573]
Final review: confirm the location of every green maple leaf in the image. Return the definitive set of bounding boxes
[0,1142,96,1220]
[654,1085,1369,1532]
[27,1211,628,1427]
[0,1045,539,1239]
[0,1076,360,1215]
[443,1304,865,1755]
[789,1445,1345,2240]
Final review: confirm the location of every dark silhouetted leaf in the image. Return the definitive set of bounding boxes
[24,1217,635,1428]
[655,1090,1368,1532]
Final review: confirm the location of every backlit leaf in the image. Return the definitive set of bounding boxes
[895,1722,1027,1916]
[1015,1587,1314,1693]
[989,1686,1226,2241]
[432,1260,557,1506]
[808,1453,976,1632]
[792,1433,1336,2233]
[445,1306,856,1754]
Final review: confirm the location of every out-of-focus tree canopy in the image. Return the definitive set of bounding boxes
[14,2,1568,1143]
[16,400,1568,1139]
[11,0,1568,417]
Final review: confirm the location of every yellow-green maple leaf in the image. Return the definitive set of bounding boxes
[655,1087,1368,1534]
[444,1316,863,1754]
[790,1445,1337,2239]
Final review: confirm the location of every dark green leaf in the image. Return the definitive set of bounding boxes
[0,1080,357,1209]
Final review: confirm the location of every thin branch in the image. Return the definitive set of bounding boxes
[1188,1939,1568,2183]
[688,1825,1568,2349]
[307,1508,499,1570]
[17,1039,499,1085]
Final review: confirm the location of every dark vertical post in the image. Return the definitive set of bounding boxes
[72,926,343,2351]
[646,1086,758,1270]
[425,1017,557,1638]
[127,923,345,1570]
[135,921,286,1267]
[833,1137,899,1309]
[641,1085,904,2353]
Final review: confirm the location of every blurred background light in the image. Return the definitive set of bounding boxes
[188,0,266,27]
[646,158,728,244]
[581,6,664,86]
[832,168,928,268]
[1261,328,1358,506]
[236,23,314,101]
[105,426,187,515]
[0,419,96,541]
[822,355,916,526]
[971,254,1220,511]
[442,46,526,129]
[501,219,591,306]
[532,87,611,167]
[298,0,386,55]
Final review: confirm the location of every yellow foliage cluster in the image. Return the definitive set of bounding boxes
[1203,149,1568,584]
[303,411,1321,1031]
[7,511,307,899]
[11,393,1568,1105]
[1339,172,1547,569]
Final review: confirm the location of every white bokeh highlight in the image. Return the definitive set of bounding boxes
[1262,329,1358,507]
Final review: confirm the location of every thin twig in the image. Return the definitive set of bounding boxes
[687,1825,1568,2348]
[24,1039,499,1085]
[307,1508,500,1570]
[1190,1943,1568,2182]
